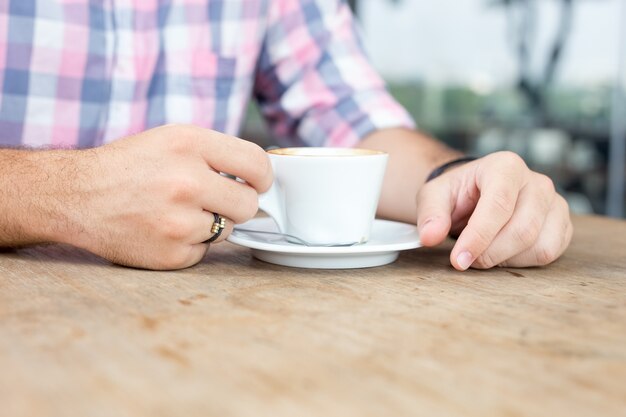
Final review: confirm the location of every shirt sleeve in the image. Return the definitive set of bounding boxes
[253,0,416,148]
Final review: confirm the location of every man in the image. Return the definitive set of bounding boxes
[0,0,571,270]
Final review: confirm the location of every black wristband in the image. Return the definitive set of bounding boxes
[426,156,477,182]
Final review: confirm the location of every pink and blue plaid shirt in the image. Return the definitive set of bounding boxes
[0,0,413,149]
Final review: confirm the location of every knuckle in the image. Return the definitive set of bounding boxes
[167,176,200,203]
[166,126,198,153]
[514,216,542,248]
[535,244,558,266]
[165,123,196,134]
[160,216,192,241]
[160,122,186,132]
[169,138,193,155]
[536,173,556,196]
[475,251,497,269]
[491,189,516,214]
[494,151,527,169]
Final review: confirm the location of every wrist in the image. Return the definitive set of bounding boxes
[26,150,90,245]
[0,150,66,245]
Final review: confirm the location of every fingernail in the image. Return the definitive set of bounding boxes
[456,251,473,271]
[418,218,434,234]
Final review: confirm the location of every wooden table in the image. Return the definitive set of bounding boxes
[1,215,625,417]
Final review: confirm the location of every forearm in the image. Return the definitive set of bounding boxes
[0,148,80,246]
[356,128,461,224]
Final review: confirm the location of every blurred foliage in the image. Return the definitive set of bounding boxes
[386,82,611,144]
[242,81,611,152]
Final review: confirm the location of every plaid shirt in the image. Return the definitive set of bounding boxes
[0,0,413,149]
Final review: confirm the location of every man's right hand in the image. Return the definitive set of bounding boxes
[43,124,272,269]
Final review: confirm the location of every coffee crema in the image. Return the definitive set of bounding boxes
[267,147,386,157]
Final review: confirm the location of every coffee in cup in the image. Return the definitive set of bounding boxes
[258,147,388,246]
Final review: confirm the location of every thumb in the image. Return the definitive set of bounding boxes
[416,179,454,247]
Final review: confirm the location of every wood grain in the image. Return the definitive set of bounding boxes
[1,215,625,417]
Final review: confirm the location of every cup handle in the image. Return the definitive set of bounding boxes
[258,182,287,233]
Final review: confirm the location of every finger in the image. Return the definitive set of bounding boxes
[201,171,259,224]
[499,195,572,268]
[448,190,481,238]
[183,210,219,243]
[415,179,454,247]
[471,173,555,269]
[181,210,234,244]
[451,154,527,270]
[449,211,471,238]
[178,125,273,193]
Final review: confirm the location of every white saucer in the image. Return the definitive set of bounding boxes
[227,218,421,269]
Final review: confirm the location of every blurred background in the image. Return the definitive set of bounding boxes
[243,0,626,218]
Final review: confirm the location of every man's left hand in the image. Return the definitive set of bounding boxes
[416,151,573,271]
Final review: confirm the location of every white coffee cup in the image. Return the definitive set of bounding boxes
[258,147,388,246]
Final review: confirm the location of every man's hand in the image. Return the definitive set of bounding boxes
[416,151,573,270]
[358,128,572,271]
[48,125,271,270]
